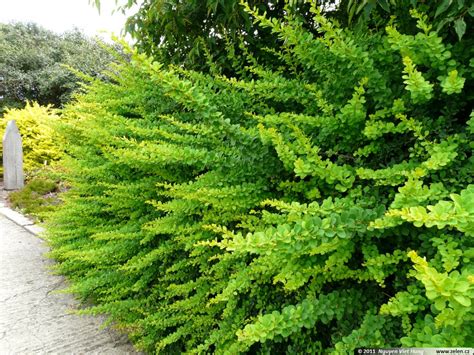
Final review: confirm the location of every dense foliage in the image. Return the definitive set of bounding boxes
[97,0,473,75]
[0,102,62,173]
[48,2,473,353]
[102,0,341,73]
[348,0,473,40]
[0,23,116,111]
[1,102,64,220]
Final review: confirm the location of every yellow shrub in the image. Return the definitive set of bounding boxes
[1,102,62,174]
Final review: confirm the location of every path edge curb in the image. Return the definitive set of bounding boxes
[0,200,45,236]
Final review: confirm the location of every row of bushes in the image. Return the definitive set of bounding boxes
[4,4,473,353]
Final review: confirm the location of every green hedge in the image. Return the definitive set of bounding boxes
[47,5,473,353]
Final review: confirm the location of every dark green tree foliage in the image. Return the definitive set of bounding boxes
[348,0,474,41]
[48,3,473,353]
[117,0,343,74]
[103,0,474,75]
[0,22,116,111]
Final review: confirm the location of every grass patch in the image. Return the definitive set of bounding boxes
[8,177,61,220]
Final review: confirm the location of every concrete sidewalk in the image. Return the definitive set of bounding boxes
[0,204,137,353]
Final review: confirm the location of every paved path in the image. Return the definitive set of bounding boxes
[0,213,137,354]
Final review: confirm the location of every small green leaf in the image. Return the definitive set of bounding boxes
[437,16,455,31]
[434,298,446,311]
[348,0,357,24]
[356,0,369,15]
[454,18,466,40]
[468,4,474,16]
[92,0,101,14]
[452,294,471,307]
[377,0,390,12]
[435,0,452,18]
[454,281,470,293]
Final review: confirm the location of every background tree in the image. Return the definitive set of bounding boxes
[94,0,346,75]
[94,0,473,76]
[347,0,473,41]
[0,22,117,112]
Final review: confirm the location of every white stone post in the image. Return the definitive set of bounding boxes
[2,120,24,190]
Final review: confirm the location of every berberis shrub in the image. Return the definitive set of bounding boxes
[0,102,62,174]
[47,3,473,353]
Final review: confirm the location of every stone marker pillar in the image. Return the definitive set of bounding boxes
[2,120,24,190]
